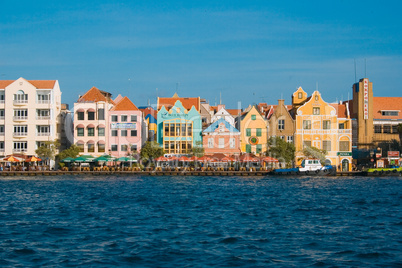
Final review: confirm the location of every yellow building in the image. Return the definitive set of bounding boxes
[239,105,268,155]
[293,88,352,171]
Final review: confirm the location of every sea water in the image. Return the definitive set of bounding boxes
[0,176,401,267]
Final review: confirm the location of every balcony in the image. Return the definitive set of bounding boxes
[13,99,28,105]
[37,100,51,104]
[13,148,27,153]
[338,129,351,134]
[13,132,28,137]
[13,116,28,121]
[0,116,4,120]
[0,132,4,136]
[36,115,51,120]
[0,148,4,153]
[37,132,51,137]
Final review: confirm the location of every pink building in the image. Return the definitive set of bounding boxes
[108,96,142,157]
[202,118,241,155]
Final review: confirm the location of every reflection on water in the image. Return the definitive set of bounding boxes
[0,176,401,267]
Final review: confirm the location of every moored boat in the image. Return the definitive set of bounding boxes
[363,165,402,176]
[272,159,335,176]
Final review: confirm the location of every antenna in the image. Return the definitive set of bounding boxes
[354,58,357,82]
[176,82,180,94]
[220,91,222,105]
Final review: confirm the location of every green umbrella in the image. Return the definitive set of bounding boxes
[80,155,95,160]
[60,157,75,163]
[94,156,109,162]
[74,156,87,162]
[126,156,137,162]
[114,157,129,162]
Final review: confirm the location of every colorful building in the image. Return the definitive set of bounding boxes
[0,77,64,167]
[202,118,241,155]
[73,87,115,156]
[157,99,202,155]
[139,106,157,141]
[238,105,268,155]
[108,96,143,157]
[294,89,352,171]
[265,99,295,144]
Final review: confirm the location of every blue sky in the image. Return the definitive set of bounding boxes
[1,0,401,109]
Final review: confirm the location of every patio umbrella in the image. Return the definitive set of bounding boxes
[3,156,20,162]
[25,156,42,162]
[73,156,87,162]
[220,156,236,162]
[240,154,259,162]
[155,156,169,161]
[197,156,211,162]
[188,156,198,162]
[178,156,189,161]
[60,157,75,163]
[80,155,95,161]
[260,156,279,162]
[94,156,109,162]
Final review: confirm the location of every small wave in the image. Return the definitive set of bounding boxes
[13,248,36,255]
[356,252,393,259]
[220,237,239,244]
[44,226,71,235]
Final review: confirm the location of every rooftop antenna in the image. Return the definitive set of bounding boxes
[176,82,180,94]
[220,91,222,105]
[354,58,357,82]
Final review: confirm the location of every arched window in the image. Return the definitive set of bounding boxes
[14,90,28,103]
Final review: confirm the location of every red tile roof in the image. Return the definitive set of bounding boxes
[110,96,138,111]
[373,97,402,119]
[226,109,242,116]
[329,103,349,118]
[158,97,200,111]
[77,87,115,104]
[0,80,56,89]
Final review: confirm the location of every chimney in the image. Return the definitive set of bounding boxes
[278,99,285,106]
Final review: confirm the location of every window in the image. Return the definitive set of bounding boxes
[14,125,28,135]
[303,120,311,129]
[280,136,285,140]
[77,143,84,152]
[313,107,320,115]
[131,144,137,152]
[111,130,118,136]
[13,141,27,152]
[246,144,251,153]
[111,145,118,151]
[256,144,262,154]
[0,141,4,151]
[323,140,331,151]
[37,94,49,103]
[131,130,137,136]
[315,95,319,101]
[218,138,224,148]
[131,115,137,122]
[0,125,4,135]
[14,91,28,103]
[0,109,4,117]
[339,123,345,130]
[37,109,50,119]
[381,111,399,116]
[339,141,349,151]
[98,143,105,153]
[208,138,213,148]
[77,128,84,136]
[251,115,256,120]
[88,112,95,120]
[87,143,95,153]
[287,136,293,143]
[14,109,28,119]
[121,145,128,151]
[392,125,398,134]
[230,138,235,148]
[303,141,311,148]
[121,115,127,122]
[98,128,105,136]
[111,115,118,122]
[121,130,127,136]
[98,109,105,120]
[383,125,391,133]
[298,92,302,99]
[37,125,50,135]
[77,112,84,120]
[246,128,251,136]
[170,124,175,136]
[278,119,285,130]
[323,120,331,130]
[256,128,262,137]
[88,128,95,136]
[187,124,192,136]
[374,125,382,133]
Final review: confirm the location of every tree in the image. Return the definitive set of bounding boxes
[35,140,60,165]
[57,144,80,160]
[140,141,165,162]
[266,137,295,167]
[191,141,204,157]
[301,146,327,165]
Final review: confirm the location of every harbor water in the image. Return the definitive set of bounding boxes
[0,175,401,267]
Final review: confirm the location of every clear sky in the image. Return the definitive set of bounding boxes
[1,0,401,109]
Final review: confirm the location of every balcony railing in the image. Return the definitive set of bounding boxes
[0,148,4,152]
[0,100,4,104]
[13,100,28,104]
[37,132,51,136]
[0,132,4,136]
[0,116,4,120]
[13,132,28,137]
[13,116,28,121]
[36,115,51,120]
[37,100,51,104]
[338,129,351,134]
[13,148,27,153]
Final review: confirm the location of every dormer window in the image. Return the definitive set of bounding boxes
[298,92,302,99]
[381,110,399,116]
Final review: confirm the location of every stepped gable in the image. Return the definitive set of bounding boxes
[77,86,115,104]
[110,96,138,111]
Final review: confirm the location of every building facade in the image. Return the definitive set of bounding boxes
[0,77,63,164]
[266,99,295,144]
[73,87,115,156]
[202,118,241,155]
[294,90,352,171]
[239,105,268,155]
[108,97,143,157]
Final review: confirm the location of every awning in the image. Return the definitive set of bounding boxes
[97,140,106,144]
[87,124,95,128]
[87,140,95,144]
[87,108,95,112]
[76,124,85,128]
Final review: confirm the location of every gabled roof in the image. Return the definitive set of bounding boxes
[110,96,138,111]
[373,97,402,119]
[203,118,239,133]
[0,79,56,89]
[329,103,349,118]
[157,95,200,111]
[265,105,293,120]
[145,113,157,124]
[77,87,115,104]
[226,109,242,116]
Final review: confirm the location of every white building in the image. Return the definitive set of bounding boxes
[0,77,63,165]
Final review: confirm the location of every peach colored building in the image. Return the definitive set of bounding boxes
[0,77,63,167]
[74,87,115,156]
[202,118,241,155]
[108,96,143,157]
